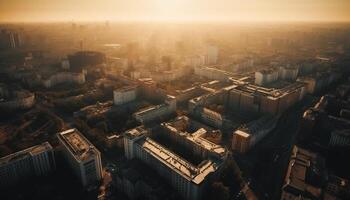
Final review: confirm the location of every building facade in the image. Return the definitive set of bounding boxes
[206,45,219,65]
[113,86,138,105]
[134,95,176,123]
[57,129,103,187]
[232,115,278,153]
[42,72,85,88]
[123,125,227,200]
[0,142,56,187]
[255,69,279,86]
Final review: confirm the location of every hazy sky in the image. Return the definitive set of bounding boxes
[1,0,350,22]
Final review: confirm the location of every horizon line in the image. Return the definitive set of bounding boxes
[1,18,350,24]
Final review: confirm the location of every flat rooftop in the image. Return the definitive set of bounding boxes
[140,137,219,184]
[0,142,52,165]
[234,130,250,138]
[201,80,232,90]
[57,129,99,162]
[229,77,306,98]
[163,116,226,156]
[283,146,323,198]
[114,85,138,93]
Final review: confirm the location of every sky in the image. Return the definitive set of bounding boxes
[0,0,350,22]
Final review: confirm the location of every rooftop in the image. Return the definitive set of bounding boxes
[229,77,306,99]
[162,116,226,157]
[283,146,324,198]
[57,129,99,162]
[139,137,219,184]
[114,85,138,93]
[256,69,278,75]
[0,142,52,166]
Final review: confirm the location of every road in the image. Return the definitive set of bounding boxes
[235,96,317,200]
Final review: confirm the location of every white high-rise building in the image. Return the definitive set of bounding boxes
[57,129,103,187]
[206,45,219,65]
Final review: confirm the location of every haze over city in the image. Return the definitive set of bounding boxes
[1,1,350,200]
[1,0,350,22]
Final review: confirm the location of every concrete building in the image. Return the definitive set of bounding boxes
[228,79,306,115]
[329,129,350,147]
[0,29,22,49]
[160,116,227,160]
[206,45,219,65]
[113,86,138,105]
[61,59,70,69]
[134,95,176,124]
[42,72,85,88]
[232,115,278,153]
[114,159,175,200]
[147,67,191,83]
[185,55,206,67]
[123,125,227,200]
[188,86,226,113]
[231,58,255,73]
[279,66,299,81]
[200,107,223,128]
[0,142,55,187]
[174,86,204,103]
[255,69,279,86]
[297,71,341,94]
[57,129,103,187]
[189,78,305,117]
[281,146,326,200]
[0,86,35,111]
[194,66,233,81]
[67,51,106,69]
[324,175,350,200]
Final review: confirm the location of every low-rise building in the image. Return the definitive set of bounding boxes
[297,71,341,94]
[42,72,85,88]
[0,90,35,111]
[232,115,278,153]
[194,66,233,81]
[228,79,306,115]
[281,146,326,200]
[113,86,138,105]
[134,95,176,124]
[255,69,279,86]
[279,66,299,81]
[200,107,223,128]
[123,124,227,200]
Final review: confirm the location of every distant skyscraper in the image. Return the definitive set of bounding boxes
[206,45,218,65]
[57,129,103,187]
[0,29,22,49]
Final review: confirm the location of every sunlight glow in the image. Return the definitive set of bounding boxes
[0,0,350,22]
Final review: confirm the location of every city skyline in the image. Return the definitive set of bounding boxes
[1,0,350,23]
[1,2,350,200]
